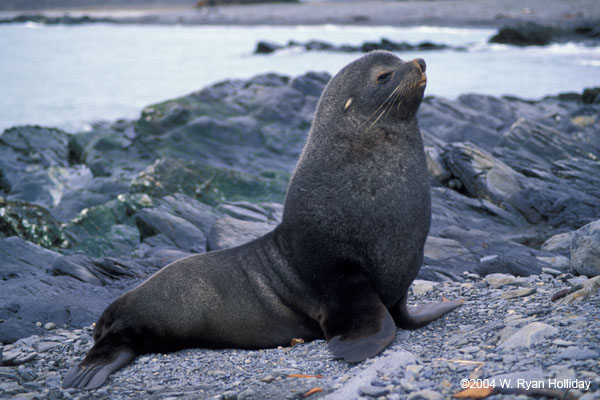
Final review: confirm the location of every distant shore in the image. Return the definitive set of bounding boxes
[1,0,599,28]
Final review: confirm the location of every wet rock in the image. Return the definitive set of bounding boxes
[570,219,600,277]
[499,322,558,349]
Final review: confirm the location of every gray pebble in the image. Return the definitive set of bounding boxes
[359,384,390,397]
[407,389,444,400]
[43,322,56,331]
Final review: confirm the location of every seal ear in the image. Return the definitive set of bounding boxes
[344,97,353,111]
[318,272,396,363]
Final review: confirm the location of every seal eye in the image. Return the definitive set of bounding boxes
[376,72,392,84]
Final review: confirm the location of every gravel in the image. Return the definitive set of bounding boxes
[1,271,599,399]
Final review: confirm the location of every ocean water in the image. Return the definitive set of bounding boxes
[1,23,599,132]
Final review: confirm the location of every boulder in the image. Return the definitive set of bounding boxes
[570,219,600,277]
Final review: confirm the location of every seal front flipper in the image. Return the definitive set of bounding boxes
[392,296,463,329]
[62,345,135,390]
[319,272,396,363]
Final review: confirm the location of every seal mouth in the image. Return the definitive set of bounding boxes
[418,74,427,87]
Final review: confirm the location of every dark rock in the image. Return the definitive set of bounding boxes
[255,37,456,55]
[254,40,282,54]
[490,20,600,46]
[489,21,560,46]
[582,87,600,104]
[0,14,118,25]
[476,254,546,277]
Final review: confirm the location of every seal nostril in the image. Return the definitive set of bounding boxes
[413,58,426,73]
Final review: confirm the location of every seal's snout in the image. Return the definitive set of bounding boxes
[412,58,426,73]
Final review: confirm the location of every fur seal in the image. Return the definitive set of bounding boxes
[63,50,463,390]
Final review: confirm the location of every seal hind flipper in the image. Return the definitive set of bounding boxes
[320,273,396,363]
[62,346,135,390]
[392,296,464,329]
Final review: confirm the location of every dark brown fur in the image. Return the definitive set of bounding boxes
[63,51,462,390]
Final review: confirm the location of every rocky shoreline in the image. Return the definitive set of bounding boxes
[1,68,599,399]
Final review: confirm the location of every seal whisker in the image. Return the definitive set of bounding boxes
[359,83,403,129]
[366,82,406,130]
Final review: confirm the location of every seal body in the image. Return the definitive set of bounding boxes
[63,51,462,390]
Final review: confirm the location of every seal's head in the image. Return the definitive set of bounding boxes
[316,51,427,128]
